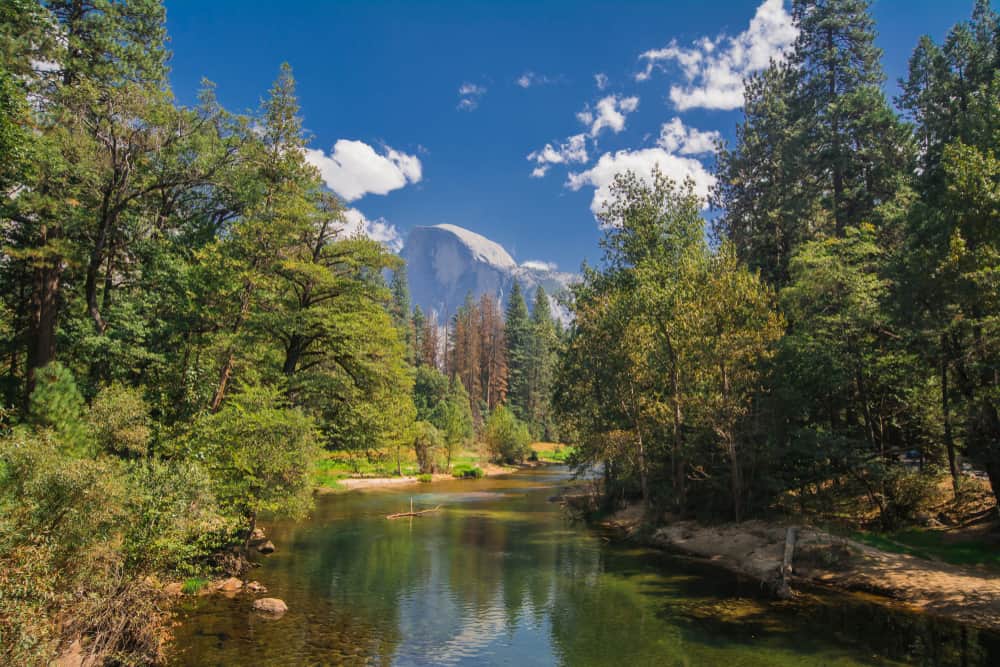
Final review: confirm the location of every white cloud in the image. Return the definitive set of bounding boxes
[594,73,609,90]
[516,71,558,88]
[342,208,403,252]
[577,94,640,137]
[566,148,716,216]
[657,118,721,155]
[457,82,487,110]
[305,140,422,202]
[635,0,797,110]
[521,260,558,271]
[527,133,588,178]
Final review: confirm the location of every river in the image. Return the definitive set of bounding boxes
[171,466,999,666]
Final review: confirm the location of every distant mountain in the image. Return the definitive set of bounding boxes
[401,224,575,324]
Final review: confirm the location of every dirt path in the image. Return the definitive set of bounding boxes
[608,515,1000,631]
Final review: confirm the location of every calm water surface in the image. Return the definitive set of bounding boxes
[171,467,998,666]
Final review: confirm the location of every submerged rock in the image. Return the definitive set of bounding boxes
[253,597,287,614]
[246,580,267,593]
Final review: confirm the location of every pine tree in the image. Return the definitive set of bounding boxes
[716,0,913,286]
[389,265,414,362]
[527,286,558,439]
[504,281,531,419]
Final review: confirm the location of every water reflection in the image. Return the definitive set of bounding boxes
[171,468,999,666]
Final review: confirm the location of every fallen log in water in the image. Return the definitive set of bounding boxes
[386,501,442,520]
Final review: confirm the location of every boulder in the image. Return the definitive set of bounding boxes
[256,540,275,554]
[250,527,265,541]
[252,597,287,614]
[217,577,243,592]
[246,580,267,593]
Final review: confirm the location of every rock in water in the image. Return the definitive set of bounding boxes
[217,577,243,592]
[402,224,575,325]
[246,580,267,593]
[256,540,275,554]
[253,597,287,614]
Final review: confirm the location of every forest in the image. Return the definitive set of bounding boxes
[1,0,998,665]
[555,0,1000,528]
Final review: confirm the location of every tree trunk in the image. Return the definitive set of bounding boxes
[210,282,254,411]
[26,231,61,404]
[941,336,960,497]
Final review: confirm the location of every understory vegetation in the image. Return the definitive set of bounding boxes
[555,0,1000,531]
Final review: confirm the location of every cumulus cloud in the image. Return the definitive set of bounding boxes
[457,82,487,110]
[594,72,609,90]
[576,94,640,137]
[341,208,404,252]
[657,118,721,155]
[305,141,422,202]
[527,133,588,178]
[567,148,716,216]
[635,0,797,110]
[521,260,558,271]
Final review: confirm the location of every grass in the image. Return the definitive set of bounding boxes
[451,463,485,479]
[531,442,575,463]
[181,577,209,595]
[849,528,1000,569]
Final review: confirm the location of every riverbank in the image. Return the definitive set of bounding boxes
[598,505,1000,631]
[319,462,517,492]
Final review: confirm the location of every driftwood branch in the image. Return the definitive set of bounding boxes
[386,504,442,520]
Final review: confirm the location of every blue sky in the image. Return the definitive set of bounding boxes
[165,0,980,273]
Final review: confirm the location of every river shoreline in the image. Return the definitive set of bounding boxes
[315,461,555,492]
[595,504,1000,632]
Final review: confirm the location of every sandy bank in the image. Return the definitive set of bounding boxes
[602,510,1000,631]
[318,463,515,492]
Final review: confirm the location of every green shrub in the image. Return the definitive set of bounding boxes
[417,473,433,483]
[452,464,484,479]
[89,383,151,458]
[483,406,531,464]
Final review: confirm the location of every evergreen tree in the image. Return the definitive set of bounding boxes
[527,286,558,439]
[504,281,532,419]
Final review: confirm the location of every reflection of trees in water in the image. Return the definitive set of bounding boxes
[174,479,1000,666]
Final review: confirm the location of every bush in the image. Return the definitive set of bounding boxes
[451,464,484,479]
[89,384,151,458]
[483,406,531,464]
[412,420,443,474]
[417,473,433,483]
[182,384,320,539]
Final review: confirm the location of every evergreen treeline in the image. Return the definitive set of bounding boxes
[396,274,561,464]
[555,0,1000,525]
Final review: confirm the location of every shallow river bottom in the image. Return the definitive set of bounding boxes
[171,467,1000,666]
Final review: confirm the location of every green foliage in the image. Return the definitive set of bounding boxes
[27,363,91,455]
[183,384,320,531]
[451,463,485,479]
[412,420,443,474]
[417,473,433,483]
[89,384,151,458]
[484,405,532,464]
[181,577,209,595]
